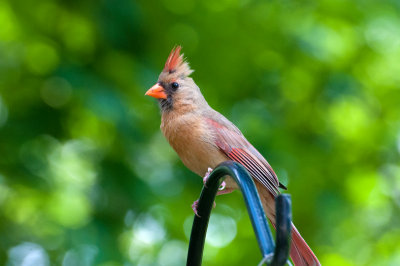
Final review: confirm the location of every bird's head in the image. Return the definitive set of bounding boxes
[145,46,206,113]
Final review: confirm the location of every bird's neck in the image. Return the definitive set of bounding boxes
[161,94,209,115]
[161,103,197,125]
[160,99,210,133]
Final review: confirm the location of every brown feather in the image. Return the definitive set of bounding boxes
[154,46,320,266]
[161,111,224,176]
[204,115,280,196]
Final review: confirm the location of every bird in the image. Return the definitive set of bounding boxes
[145,46,320,266]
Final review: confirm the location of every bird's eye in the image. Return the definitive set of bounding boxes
[171,82,179,90]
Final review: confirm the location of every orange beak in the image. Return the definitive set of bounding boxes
[145,83,167,99]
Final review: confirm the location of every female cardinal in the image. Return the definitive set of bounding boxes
[145,46,320,266]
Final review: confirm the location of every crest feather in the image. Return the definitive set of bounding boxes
[163,46,193,77]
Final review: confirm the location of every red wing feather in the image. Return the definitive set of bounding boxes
[207,118,280,196]
[229,148,279,196]
[206,117,320,266]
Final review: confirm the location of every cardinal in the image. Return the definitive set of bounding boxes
[145,46,320,266]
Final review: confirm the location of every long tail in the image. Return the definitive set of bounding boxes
[289,223,320,266]
[255,183,320,266]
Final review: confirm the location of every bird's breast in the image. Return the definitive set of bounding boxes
[161,113,227,177]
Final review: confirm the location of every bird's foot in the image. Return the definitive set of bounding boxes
[202,167,227,191]
[192,200,201,217]
[216,188,235,196]
[193,167,232,216]
[191,199,216,217]
[202,167,213,187]
[219,180,226,191]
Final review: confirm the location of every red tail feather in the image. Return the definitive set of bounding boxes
[290,223,320,266]
[255,183,320,266]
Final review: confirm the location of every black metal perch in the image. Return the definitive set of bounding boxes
[186,161,292,266]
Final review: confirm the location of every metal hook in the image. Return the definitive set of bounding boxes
[186,161,292,266]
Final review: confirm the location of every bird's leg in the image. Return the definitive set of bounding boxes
[192,168,215,217]
[203,167,227,191]
[192,167,233,216]
[202,167,213,187]
[191,200,200,217]
[216,188,235,195]
[191,199,216,217]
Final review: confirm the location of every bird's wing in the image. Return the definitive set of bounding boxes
[205,113,282,196]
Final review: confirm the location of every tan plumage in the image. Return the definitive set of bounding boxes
[146,46,320,266]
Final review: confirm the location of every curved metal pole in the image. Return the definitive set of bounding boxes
[271,195,292,266]
[186,161,291,266]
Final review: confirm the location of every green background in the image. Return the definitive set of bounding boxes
[1,0,399,265]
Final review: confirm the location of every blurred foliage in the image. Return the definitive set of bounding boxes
[0,0,400,265]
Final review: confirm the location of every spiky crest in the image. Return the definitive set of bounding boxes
[163,46,193,78]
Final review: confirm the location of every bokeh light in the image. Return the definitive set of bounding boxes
[0,0,399,265]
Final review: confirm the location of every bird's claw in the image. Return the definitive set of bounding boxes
[192,200,201,217]
[193,167,222,216]
[192,199,216,217]
[203,168,226,191]
[219,181,226,191]
[202,167,213,187]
